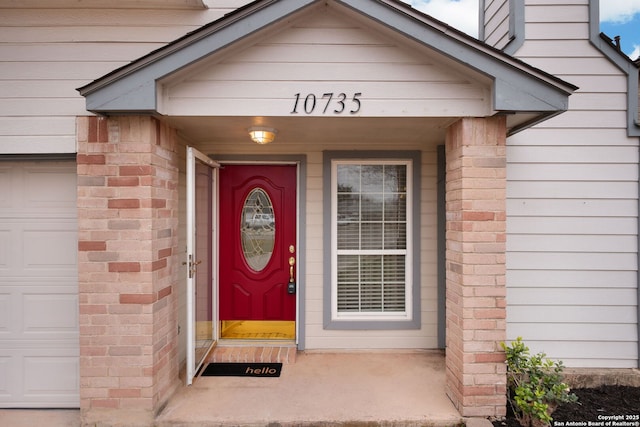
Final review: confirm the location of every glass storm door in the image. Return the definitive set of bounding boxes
[186,147,218,384]
[219,165,297,340]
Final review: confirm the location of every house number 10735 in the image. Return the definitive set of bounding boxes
[291,92,362,114]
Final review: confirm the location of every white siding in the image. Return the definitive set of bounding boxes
[0,3,250,154]
[161,8,491,118]
[482,0,511,50]
[506,0,639,368]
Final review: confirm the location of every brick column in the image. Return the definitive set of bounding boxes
[77,116,180,425]
[445,117,507,417]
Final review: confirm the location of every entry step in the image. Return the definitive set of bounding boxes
[207,345,297,364]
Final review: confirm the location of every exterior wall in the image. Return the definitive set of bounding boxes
[193,136,440,350]
[0,2,608,422]
[0,2,249,154]
[480,0,512,50]
[506,0,639,367]
[76,116,182,423]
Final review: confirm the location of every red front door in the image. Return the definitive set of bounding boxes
[219,165,297,324]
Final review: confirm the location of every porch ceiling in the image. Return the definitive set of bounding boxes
[165,116,453,146]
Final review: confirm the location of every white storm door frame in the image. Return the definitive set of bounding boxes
[186,146,219,384]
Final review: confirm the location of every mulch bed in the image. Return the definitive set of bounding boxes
[492,386,640,427]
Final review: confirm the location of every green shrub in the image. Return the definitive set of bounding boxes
[501,337,578,427]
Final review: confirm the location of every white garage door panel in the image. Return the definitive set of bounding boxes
[0,161,78,408]
[0,347,78,407]
[23,227,77,271]
[0,166,13,208]
[0,293,9,333]
[0,284,77,339]
[24,352,79,397]
[0,222,77,276]
[0,230,9,269]
[0,355,12,395]
[22,166,76,209]
[23,292,79,334]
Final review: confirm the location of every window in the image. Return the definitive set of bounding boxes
[241,188,275,272]
[323,152,420,329]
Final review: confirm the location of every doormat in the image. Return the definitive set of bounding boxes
[201,362,282,377]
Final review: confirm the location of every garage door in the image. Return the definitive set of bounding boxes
[0,160,79,408]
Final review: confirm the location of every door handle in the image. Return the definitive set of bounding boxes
[288,256,296,294]
[182,254,202,279]
[289,257,295,282]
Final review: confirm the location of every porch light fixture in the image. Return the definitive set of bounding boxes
[248,126,277,144]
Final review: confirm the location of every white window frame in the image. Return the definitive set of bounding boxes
[330,159,413,322]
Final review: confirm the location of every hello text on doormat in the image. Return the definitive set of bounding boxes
[200,362,282,377]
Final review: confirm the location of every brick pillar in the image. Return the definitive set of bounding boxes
[77,116,180,425]
[444,117,507,417]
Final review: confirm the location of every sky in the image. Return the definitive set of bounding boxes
[600,0,640,60]
[401,0,640,61]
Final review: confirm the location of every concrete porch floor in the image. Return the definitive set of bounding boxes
[0,351,464,427]
[156,350,463,426]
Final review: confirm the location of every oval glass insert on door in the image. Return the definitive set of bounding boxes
[241,188,276,271]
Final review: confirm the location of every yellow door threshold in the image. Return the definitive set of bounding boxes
[219,320,295,340]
